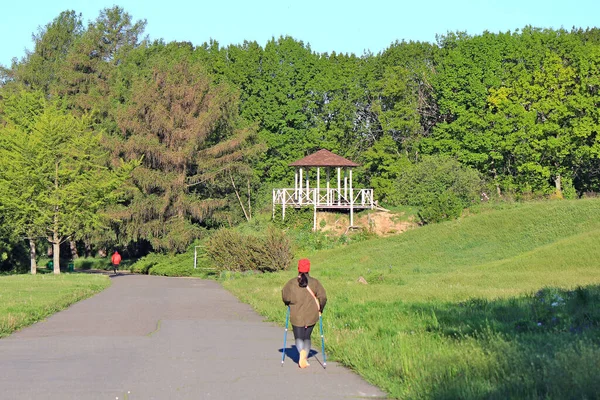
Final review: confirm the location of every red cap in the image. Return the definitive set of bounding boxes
[298,258,310,273]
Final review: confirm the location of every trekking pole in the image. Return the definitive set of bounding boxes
[319,313,326,369]
[281,306,290,366]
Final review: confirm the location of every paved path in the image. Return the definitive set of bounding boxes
[0,275,386,399]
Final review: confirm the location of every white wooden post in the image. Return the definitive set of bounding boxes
[294,168,298,201]
[313,199,317,231]
[272,190,275,220]
[306,169,310,204]
[349,169,354,226]
[316,167,320,206]
[299,168,303,205]
[326,168,330,205]
[344,168,348,203]
[337,167,341,205]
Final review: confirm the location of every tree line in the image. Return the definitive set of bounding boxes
[1,6,599,271]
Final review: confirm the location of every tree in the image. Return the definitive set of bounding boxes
[375,40,439,157]
[0,91,47,273]
[7,11,82,94]
[110,51,261,252]
[56,6,146,118]
[0,92,132,273]
[359,134,409,205]
[395,155,484,223]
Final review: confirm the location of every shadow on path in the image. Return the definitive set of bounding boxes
[280,346,321,365]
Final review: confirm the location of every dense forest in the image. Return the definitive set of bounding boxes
[1,7,599,271]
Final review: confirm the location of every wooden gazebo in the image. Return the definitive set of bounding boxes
[272,149,374,230]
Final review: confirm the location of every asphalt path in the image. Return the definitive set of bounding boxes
[0,274,386,399]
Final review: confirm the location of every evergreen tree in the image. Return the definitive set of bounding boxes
[111,49,260,252]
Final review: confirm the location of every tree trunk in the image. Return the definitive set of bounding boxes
[53,217,60,275]
[230,172,250,222]
[53,161,61,274]
[85,240,92,258]
[29,239,37,275]
[69,239,79,259]
[492,167,501,197]
[53,241,60,274]
[555,174,563,199]
[247,178,252,220]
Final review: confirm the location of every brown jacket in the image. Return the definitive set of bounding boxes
[282,275,327,327]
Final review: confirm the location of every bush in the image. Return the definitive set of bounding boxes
[129,253,161,274]
[395,155,484,223]
[273,207,313,230]
[149,261,193,277]
[206,227,292,273]
[258,227,294,272]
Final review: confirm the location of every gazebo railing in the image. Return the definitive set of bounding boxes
[273,188,373,208]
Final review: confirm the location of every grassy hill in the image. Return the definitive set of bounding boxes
[223,198,600,399]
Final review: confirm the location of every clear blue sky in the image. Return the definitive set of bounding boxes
[2,0,599,67]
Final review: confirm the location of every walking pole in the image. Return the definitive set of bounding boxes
[319,313,326,369]
[281,306,290,366]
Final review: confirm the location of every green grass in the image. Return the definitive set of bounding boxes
[0,274,110,338]
[223,198,600,399]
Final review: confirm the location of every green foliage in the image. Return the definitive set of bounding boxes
[395,155,484,223]
[0,238,28,273]
[129,253,161,274]
[149,259,194,277]
[272,207,314,230]
[5,11,600,266]
[0,92,136,272]
[128,243,213,277]
[427,28,600,197]
[206,227,292,273]
[8,11,83,94]
[107,43,262,252]
[223,198,600,399]
[358,134,410,205]
[261,227,295,272]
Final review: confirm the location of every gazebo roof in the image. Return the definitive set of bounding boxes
[289,149,360,167]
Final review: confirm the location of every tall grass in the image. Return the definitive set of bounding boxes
[223,198,600,399]
[0,274,110,338]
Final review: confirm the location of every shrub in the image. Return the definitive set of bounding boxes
[149,261,193,277]
[257,227,293,272]
[206,227,293,273]
[273,207,313,230]
[206,229,259,272]
[128,242,214,278]
[129,253,161,274]
[395,155,484,223]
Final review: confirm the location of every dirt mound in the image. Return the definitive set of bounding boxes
[317,210,416,236]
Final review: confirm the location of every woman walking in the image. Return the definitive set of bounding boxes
[282,258,327,368]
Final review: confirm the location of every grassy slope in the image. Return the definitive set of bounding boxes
[0,274,110,338]
[223,199,600,399]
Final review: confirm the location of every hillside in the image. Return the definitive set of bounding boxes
[224,198,600,399]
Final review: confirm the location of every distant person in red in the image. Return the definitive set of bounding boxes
[111,250,122,275]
